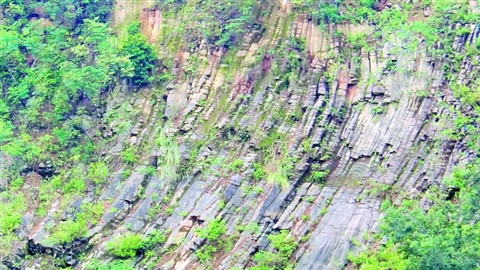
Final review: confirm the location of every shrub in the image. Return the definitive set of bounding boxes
[195,217,227,242]
[0,193,27,234]
[253,163,266,180]
[196,245,216,264]
[230,159,244,172]
[310,170,329,183]
[120,147,138,164]
[371,105,386,115]
[119,22,156,85]
[87,161,109,185]
[268,230,298,257]
[106,233,143,258]
[141,230,167,250]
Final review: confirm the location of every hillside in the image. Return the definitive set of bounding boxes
[0,0,479,269]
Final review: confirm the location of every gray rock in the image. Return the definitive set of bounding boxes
[372,85,386,95]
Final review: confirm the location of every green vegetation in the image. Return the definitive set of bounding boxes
[0,192,26,234]
[309,169,329,184]
[351,164,480,269]
[194,217,227,242]
[229,158,244,173]
[119,22,157,85]
[253,162,267,180]
[194,217,227,264]
[0,0,161,255]
[0,0,478,268]
[250,230,298,269]
[155,121,181,184]
[106,234,143,258]
[371,105,386,116]
[106,230,166,258]
[86,259,135,270]
[48,202,104,244]
[157,0,257,48]
[349,1,480,269]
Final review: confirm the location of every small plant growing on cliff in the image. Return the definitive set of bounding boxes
[196,245,217,264]
[120,146,138,164]
[268,230,298,257]
[266,155,294,191]
[195,217,227,242]
[252,163,266,180]
[194,217,227,264]
[155,121,181,185]
[229,159,244,172]
[87,161,109,185]
[371,105,386,115]
[106,233,143,258]
[310,170,329,183]
[251,230,298,269]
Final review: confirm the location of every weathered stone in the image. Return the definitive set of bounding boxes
[372,85,386,95]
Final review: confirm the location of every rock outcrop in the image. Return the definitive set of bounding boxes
[2,0,479,269]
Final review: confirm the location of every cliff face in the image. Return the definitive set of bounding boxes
[3,0,479,269]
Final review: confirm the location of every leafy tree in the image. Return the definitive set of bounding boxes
[119,22,156,85]
[353,163,480,270]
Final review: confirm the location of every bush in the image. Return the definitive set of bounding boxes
[252,163,266,180]
[352,163,480,269]
[195,217,227,242]
[230,159,244,172]
[119,22,156,85]
[106,234,143,258]
[196,245,216,264]
[268,230,298,257]
[0,193,27,234]
[251,230,298,269]
[310,170,329,183]
[87,161,109,185]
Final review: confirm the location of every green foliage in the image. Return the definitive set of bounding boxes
[252,163,266,180]
[88,161,109,185]
[140,230,167,250]
[0,120,13,144]
[62,168,86,194]
[120,147,138,164]
[250,230,298,269]
[119,22,156,85]
[348,241,408,270]
[309,170,329,184]
[229,158,244,172]
[268,230,298,257]
[266,155,295,191]
[196,245,217,264]
[155,121,181,184]
[195,217,227,242]
[314,3,343,24]
[85,259,135,270]
[0,192,27,234]
[353,162,480,269]
[371,105,386,115]
[106,233,143,258]
[48,202,103,244]
[194,217,226,263]
[452,83,480,109]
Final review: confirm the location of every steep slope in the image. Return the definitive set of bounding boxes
[0,0,479,269]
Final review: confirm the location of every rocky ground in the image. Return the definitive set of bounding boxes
[2,0,479,269]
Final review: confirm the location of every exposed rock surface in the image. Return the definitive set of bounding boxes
[2,1,479,269]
